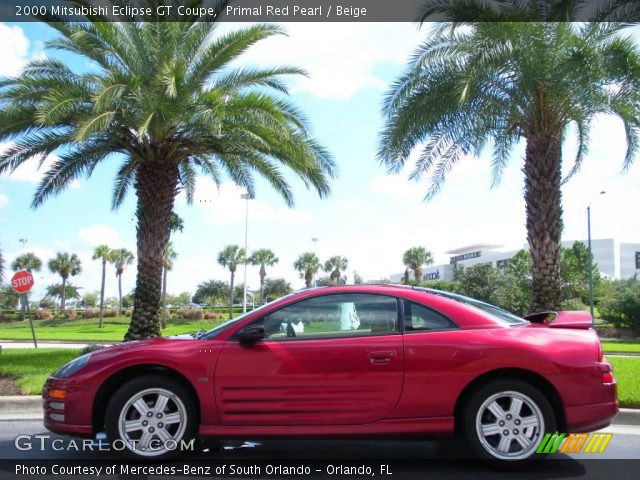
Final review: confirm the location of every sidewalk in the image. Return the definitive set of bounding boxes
[1,341,115,349]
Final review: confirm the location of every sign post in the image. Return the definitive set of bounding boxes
[11,270,37,348]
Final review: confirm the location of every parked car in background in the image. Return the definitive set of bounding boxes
[43,285,617,464]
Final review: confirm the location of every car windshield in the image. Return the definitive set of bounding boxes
[414,287,528,326]
[200,294,297,339]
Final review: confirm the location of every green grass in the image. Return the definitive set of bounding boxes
[607,357,640,409]
[602,340,640,354]
[0,316,226,342]
[1,350,639,407]
[0,349,81,395]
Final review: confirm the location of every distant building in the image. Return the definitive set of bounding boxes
[390,240,640,282]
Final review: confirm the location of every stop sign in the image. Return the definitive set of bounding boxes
[11,270,34,294]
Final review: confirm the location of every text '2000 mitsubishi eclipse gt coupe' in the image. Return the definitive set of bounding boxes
[43,285,617,464]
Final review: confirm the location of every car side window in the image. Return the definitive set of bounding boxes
[257,294,399,340]
[404,301,457,332]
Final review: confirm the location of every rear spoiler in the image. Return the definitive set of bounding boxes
[524,311,593,329]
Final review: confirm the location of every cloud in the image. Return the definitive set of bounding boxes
[0,23,30,77]
[218,22,425,99]
[0,193,8,208]
[191,180,313,226]
[78,225,128,248]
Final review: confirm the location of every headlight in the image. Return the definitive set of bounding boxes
[53,353,92,378]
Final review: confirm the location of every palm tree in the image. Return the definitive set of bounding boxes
[323,256,349,284]
[0,247,4,280]
[162,243,177,329]
[294,252,322,289]
[0,4,335,340]
[379,21,640,310]
[11,253,42,273]
[92,245,112,327]
[248,249,279,304]
[111,248,135,316]
[11,252,43,320]
[402,247,433,284]
[48,252,82,311]
[218,245,246,319]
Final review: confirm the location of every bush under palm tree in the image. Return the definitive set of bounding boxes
[379,21,640,310]
[47,252,82,311]
[0,3,334,340]
[249,249,279,304]
[218,245,245,319]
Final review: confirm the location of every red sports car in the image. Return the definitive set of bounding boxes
[43,285,617,464]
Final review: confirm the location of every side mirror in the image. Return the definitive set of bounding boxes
[237,324,265,344]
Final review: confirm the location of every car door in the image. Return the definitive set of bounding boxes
[214,293,404,426]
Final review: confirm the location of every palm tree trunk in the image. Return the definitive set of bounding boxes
[259,266,266,305]
[525,130,563,312]
[414,266,422,283]
[125,161,179,341]
[228,271,235,320]
[305,271,312,289]
[61,277,67,312]
[118,273,123,316]
[98,259,106,328]
[161,266,168,329]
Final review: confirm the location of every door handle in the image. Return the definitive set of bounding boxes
[368,350,396,365]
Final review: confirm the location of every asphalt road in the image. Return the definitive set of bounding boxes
[0,420,638,479]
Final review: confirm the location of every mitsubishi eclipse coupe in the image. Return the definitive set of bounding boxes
[43,285,617,464]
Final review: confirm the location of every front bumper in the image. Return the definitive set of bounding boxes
[42,377,96,438]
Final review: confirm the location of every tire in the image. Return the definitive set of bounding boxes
[462,379,556,467]
[105,374,198,458]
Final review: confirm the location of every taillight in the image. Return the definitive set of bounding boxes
[602,371,614,384]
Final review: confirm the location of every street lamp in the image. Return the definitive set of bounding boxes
[311,237,319,287]
[241,193,252,313]
[587,191,606,326]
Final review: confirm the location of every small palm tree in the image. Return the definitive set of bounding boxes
[379,20,640,310]
[162,243,177,329]
[111,248,135,316]
[11,253,42,273]
[249,249,279,304]
[218,245,246,319]
[402,247,433,284]
[294,252,322,289]
[11,252,43,320]
[0,7,335,340]
[48,252,82,311]
[92,245,112,328]
[323,256,349,284]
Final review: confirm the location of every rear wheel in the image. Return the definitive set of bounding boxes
[105,374,197,458]
[463,379,556,465]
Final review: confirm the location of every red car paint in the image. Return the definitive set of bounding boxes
[43,285,617,440]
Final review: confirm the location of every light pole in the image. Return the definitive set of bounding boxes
[311,237,319,287]
[587,191,606,326]
[241,193,252,313]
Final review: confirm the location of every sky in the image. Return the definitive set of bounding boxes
[1,21,640,302]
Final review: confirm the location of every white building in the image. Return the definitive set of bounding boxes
[390,239,640,282]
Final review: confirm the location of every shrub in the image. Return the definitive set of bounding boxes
[83,308,99,319]
[34,309,51,320]
[600,280,640,330]
[79,344,107,355]
[561,298,588,312]
[64,309,77,319]
[177,307,204,320]
[103,309,118,318]
[124,309,133,317]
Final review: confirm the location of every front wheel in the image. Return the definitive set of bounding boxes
[463,379,556,465]
[105,374,198,458]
